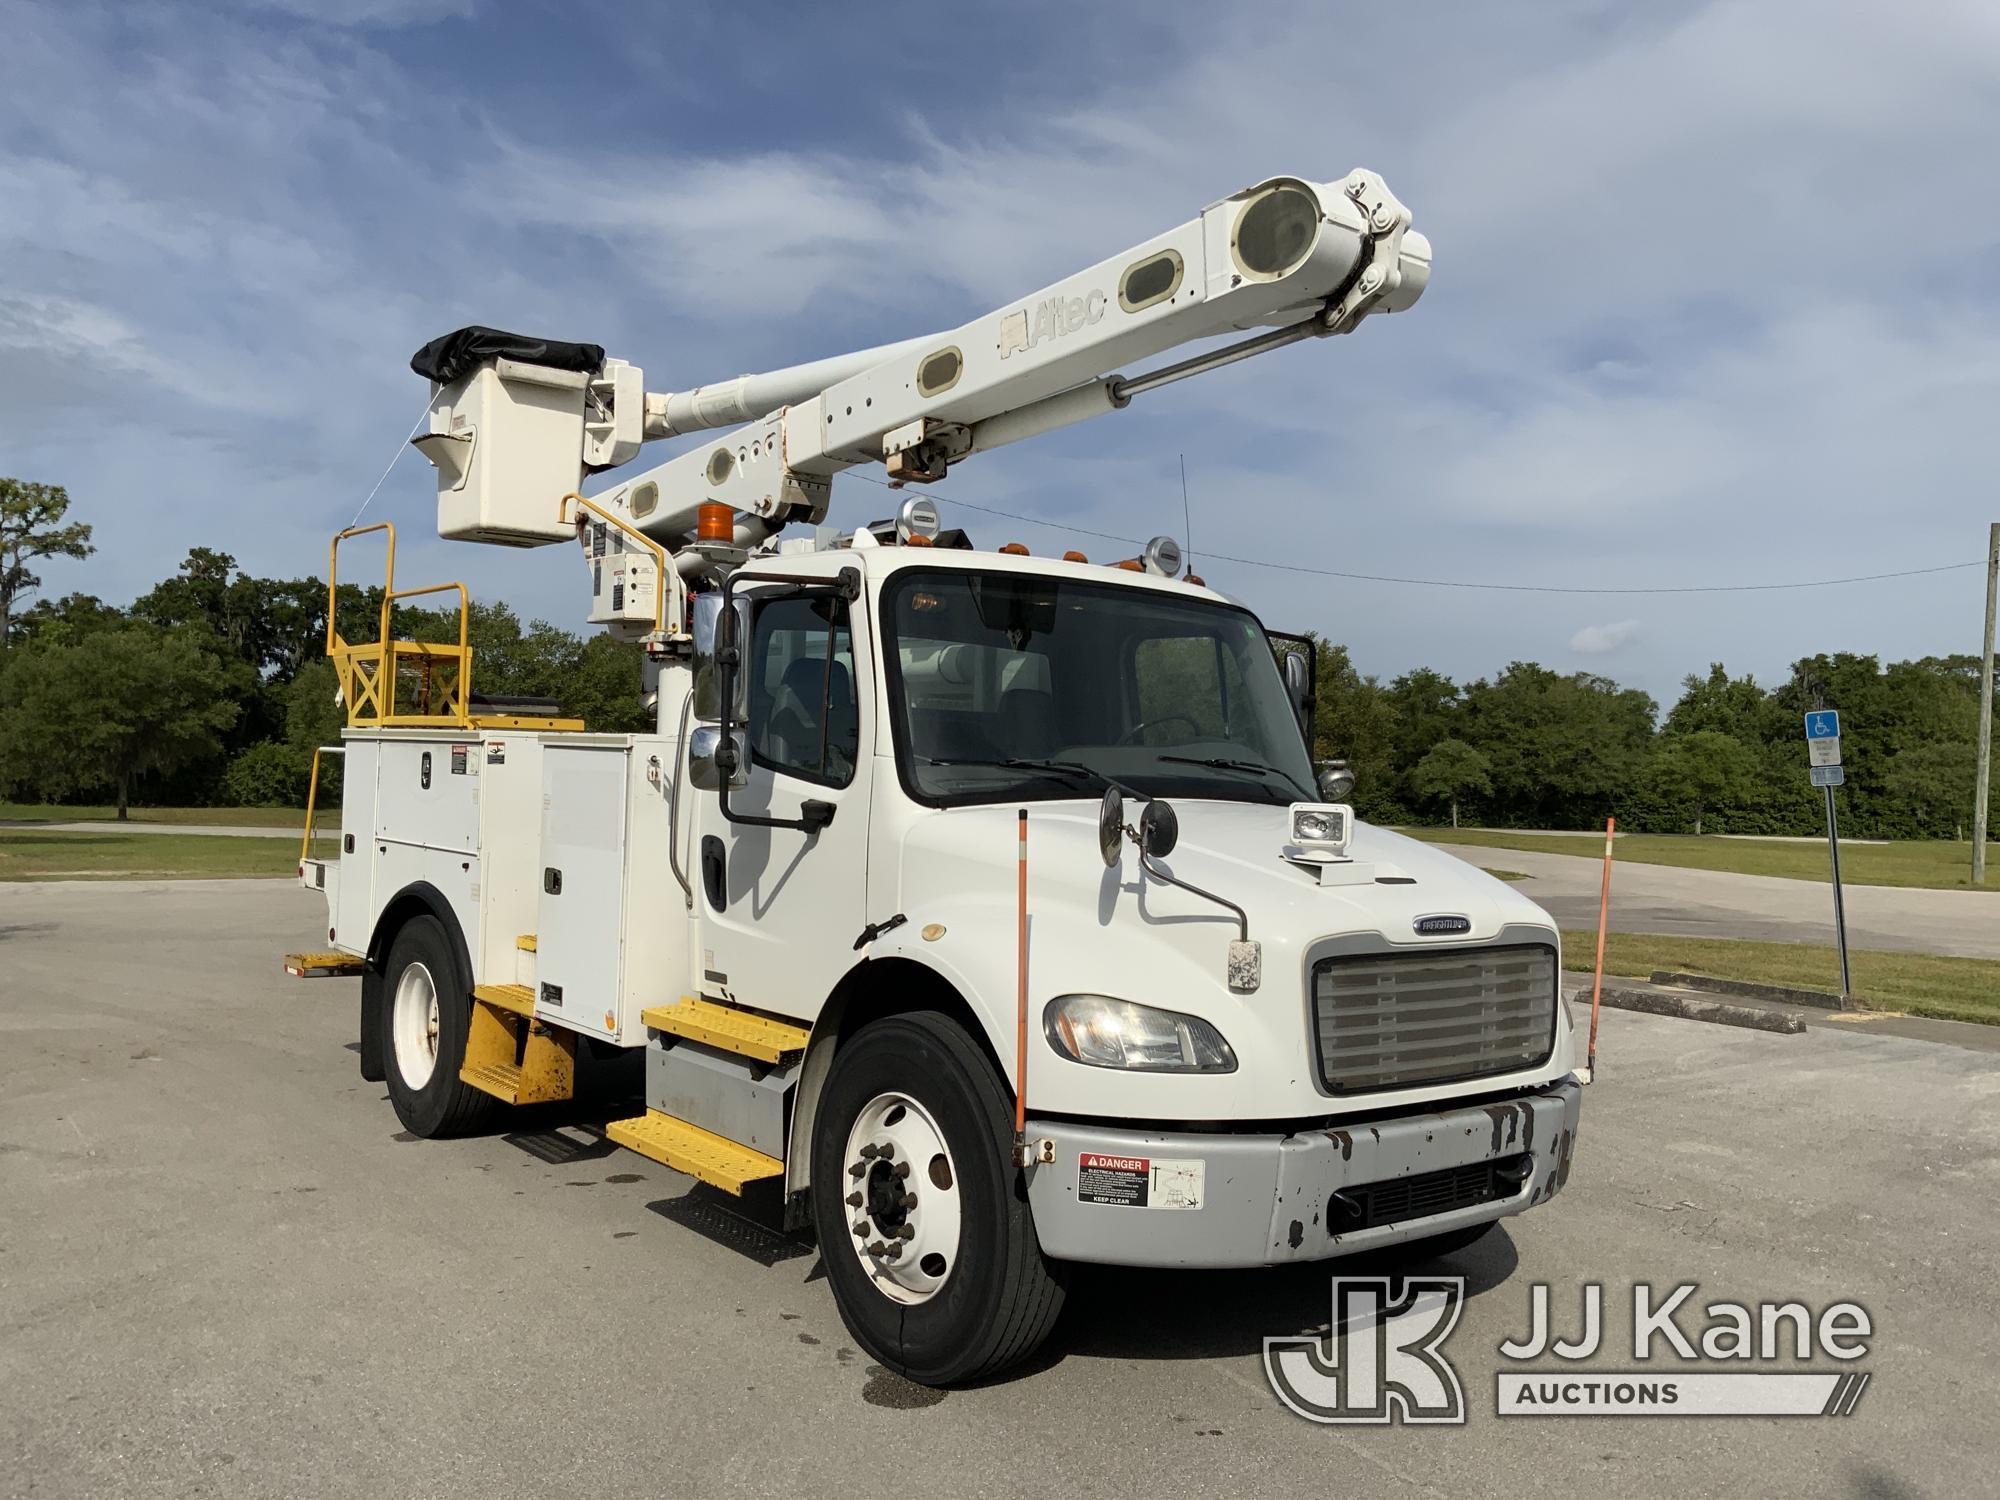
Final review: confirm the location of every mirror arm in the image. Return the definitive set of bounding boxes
[1138,851,1249,942]
[715,566,860,834]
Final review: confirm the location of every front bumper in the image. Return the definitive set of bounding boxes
[1024,1076,1581,1268]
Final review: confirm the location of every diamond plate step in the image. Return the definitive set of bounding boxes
[641,998,810,1065]
[606,1110,785,1195]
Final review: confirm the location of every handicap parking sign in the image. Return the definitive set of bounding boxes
[1804,710,1840,740]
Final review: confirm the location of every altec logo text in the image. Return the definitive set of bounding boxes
[998,290,1107,359]
[1265,1279,1874,1423]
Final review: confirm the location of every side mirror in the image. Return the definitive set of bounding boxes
[1316,759,1355,802]
[1282,650,1310,707]
[1140,799,1179,858]
[690,591,751,722]
[1098,786,1125,868]
[688,724,749,791]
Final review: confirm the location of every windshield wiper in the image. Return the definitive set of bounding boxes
[1158,754,1309,796]
[921,755,1109,786]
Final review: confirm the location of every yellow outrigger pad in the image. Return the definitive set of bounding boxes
[606,1110,784,1195]
[284,951,365,978]
[640,997,810,1065]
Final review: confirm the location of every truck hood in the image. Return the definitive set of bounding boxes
[877,798,1569,1123]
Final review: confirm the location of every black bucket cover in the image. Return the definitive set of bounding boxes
[410,325,605,385]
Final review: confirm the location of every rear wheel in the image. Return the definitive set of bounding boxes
[811,1011,1067,1386]
[380,914,494,1138]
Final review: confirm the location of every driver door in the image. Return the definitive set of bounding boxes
[695,588,871,1019]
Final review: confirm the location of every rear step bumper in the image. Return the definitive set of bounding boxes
[1022,1076,1581,1268]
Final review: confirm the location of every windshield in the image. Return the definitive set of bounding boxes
[881,568,1316,806]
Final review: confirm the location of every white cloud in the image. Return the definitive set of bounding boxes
[1570,620,1642,655]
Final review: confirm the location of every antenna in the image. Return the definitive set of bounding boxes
[1178,452,1194,578]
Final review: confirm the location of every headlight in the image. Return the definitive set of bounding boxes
[1289,802,1350,851]
[1043,995,1236,1073]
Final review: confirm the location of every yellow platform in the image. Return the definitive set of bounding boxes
[284,951,364,978]
[641,997,810,1065]
[606,1110,784,1195]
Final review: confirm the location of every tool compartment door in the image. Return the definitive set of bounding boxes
[537,740,630,1041]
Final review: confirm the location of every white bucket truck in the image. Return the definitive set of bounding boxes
[289,171,1581,1385]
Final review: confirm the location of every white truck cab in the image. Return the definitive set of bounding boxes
[289,167,1581,1385]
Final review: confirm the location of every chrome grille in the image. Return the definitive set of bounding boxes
[1311,944,1557,1093]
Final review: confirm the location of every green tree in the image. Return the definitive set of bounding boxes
[1410,738,1492,828]
[0,624,238,817]
[1646,730,1761,835]
[1,479,95,651]
[1457,663,1656,828]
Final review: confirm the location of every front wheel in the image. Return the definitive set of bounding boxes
[811,1011,1067,1385]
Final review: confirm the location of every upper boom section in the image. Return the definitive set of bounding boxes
[409,169,1429,581]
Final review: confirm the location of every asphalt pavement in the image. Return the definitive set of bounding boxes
[3,878,1996,1499]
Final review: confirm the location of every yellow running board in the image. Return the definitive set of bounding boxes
[607,1110,784,1195]
[284,951,364,978]
[460,985,572,1104]
[641,997,810,1065]
[515,933,538,952]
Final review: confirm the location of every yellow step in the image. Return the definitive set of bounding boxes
[473,983,535,1016]
[461,987,574,1105]
[284,951,364,978]
[606,1110,784,1195]
[515,933,537,952]
[461,1058,525,1101]
[641,998,810,1065]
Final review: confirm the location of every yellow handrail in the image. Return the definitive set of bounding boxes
[299,745,344,863]
[328,522,395,656]
[559,491,676,639]
[325,520,476,726]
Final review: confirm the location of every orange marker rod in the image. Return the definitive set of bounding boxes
[1015,809,1029,1144]
[1587,816,1616,1077]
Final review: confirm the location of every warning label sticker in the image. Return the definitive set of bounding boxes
[1077,1153,1204,1210]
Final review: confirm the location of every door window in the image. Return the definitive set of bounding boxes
[747,595,859,786]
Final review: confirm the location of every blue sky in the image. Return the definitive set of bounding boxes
[4,0,1998,707]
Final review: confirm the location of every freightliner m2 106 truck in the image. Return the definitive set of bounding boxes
[287,171,1581,1385]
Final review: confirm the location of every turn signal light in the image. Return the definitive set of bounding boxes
[697,503,734,542]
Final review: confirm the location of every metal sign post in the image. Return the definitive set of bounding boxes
[1804,711,1852,1006]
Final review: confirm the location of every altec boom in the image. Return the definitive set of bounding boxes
[288,169,1583,1386]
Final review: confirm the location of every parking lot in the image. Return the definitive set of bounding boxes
[4,877,1996,1499]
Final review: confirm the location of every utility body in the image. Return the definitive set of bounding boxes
[291,170,1582,1384]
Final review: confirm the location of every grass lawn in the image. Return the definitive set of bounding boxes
[1410,827,1999,892]
[0,803,329,828]
[0,829,332,881]
[1562,929,2000,1026]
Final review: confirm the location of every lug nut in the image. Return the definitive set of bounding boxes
[896,1224,915,1241]
[848,1162,865,1179]
[867,1240,888,1258]
[893,1161,911,1180]
[846,1191,863,1208]
[859,1144,880,1160]
[876,1142,895,1161]
[852,1219,869,1237]
[898,1192,918,1211]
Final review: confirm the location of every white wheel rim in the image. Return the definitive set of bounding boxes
[840,1091,961,1306]
[390,961,441,1089]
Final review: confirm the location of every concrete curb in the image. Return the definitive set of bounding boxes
[1598,984,1806,1034]
[1649,970,1846,1011]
